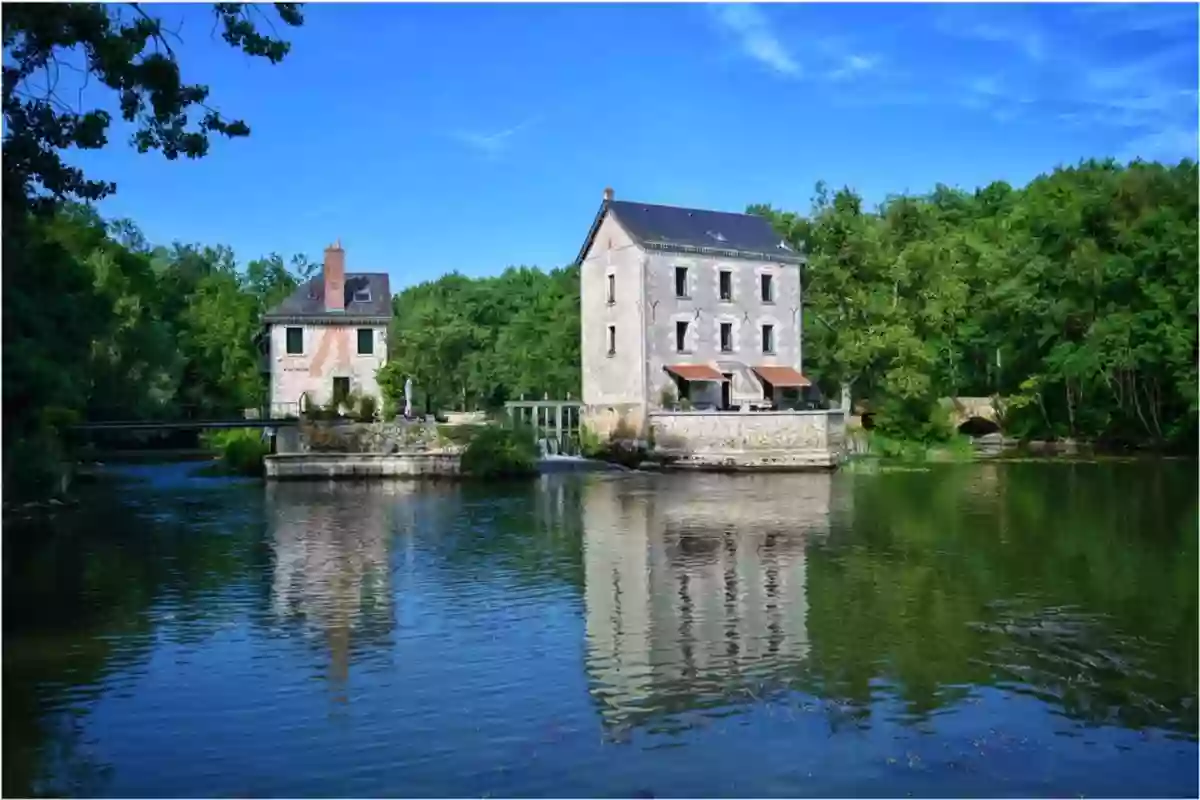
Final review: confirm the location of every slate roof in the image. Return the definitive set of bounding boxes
[577,198,804,265]
[263,272,393,321]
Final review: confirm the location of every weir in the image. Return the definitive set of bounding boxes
[505,399,584,456]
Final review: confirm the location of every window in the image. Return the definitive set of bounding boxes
[353,288,372,303]
[762,324,775,354]
[675,266,688,298]
[606,273,615,304]
[720,322,733,352]
[675,320,689,353]
[357,328,374,355]
[285,327,303,355]
[719,270,732,301]
[607,325,616,356]
[761,273,774,303]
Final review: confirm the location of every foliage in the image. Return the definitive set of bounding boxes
[3,207,313,499]
[3,3,303,500]
[3,3,303,214]
[437,423,487,447]
[459,423,539,479]
[200,428,268,476]
[356,394,378,423]
[751,159,1198,449]
[578,424,605,459]
[379,265,581,415]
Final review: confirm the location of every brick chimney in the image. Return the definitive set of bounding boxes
[603,186,614,202]
[324,239,345,312]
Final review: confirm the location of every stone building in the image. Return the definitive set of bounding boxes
[261,241,392,414]
[577,188,810,435]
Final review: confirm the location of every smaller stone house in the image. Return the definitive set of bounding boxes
[261,241,392,414]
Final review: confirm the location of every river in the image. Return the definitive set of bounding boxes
[4,461,1197,797]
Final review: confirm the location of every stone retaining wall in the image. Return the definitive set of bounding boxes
[284,420,452,455]
[649,410,846,471]
[265,451,462,480]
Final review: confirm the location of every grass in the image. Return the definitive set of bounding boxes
[854,430,978,464]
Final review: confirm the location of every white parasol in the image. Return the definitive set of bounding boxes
[403,377,413,418]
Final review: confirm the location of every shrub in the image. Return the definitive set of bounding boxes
[578,424,604,458]
[437,423,485,447]
[201,429,269,476]
[459,423,538,478]
[357,394,378,422]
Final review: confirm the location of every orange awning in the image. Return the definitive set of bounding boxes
[665,364,724,382]
[753,365,811,387]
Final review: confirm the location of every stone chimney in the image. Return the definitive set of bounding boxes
[603,186,614,202]
[324,239,345,312]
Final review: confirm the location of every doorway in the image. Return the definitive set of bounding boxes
[332,377,351,407]
[721,373,733,410]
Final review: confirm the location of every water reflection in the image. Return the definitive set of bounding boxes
[582,474,842,733]
[4,462,1196,798]
[265,481,399,703]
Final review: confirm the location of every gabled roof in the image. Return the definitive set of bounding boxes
[263,272,393,322]
[576,198,804,265]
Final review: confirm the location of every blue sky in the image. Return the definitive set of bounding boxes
[63,2,1199,289]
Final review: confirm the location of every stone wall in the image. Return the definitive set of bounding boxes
[268,322,388,410]
[581,403,647,441]
[649,410,845,470]
[643,251,803,412]
[265,452,461,480]
[290,420,456,455]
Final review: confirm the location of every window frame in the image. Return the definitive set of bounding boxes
[674,266,689,298]
[285,326,303,355]
[761,273,774,304]
[357,328,374,356]
[761,323,775,354]
[606,324,616,356]
[720,322,733,353]
[719,270,733,302]
[606,273,616,305]
[675,320,689,353]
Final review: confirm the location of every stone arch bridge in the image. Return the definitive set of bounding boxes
[938,396,1003,435]
[856,396,1004,435]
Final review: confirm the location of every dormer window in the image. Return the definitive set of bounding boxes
[352,288,371,303]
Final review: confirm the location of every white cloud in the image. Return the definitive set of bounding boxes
[1120,127,1199,163]
[934,10,1046,63]
[1074,3,1198,37]
[826,54,879,82]
[710,3,800,77]
[450,117,540,157]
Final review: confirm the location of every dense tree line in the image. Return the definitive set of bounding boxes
[378,265,581,415]
[381,158,1197,452]
[751,159,1198,448]
[4,205,315,497]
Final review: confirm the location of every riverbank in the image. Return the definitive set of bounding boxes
[846,428,1198,465]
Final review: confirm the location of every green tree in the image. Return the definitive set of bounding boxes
[2,3,304,499]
